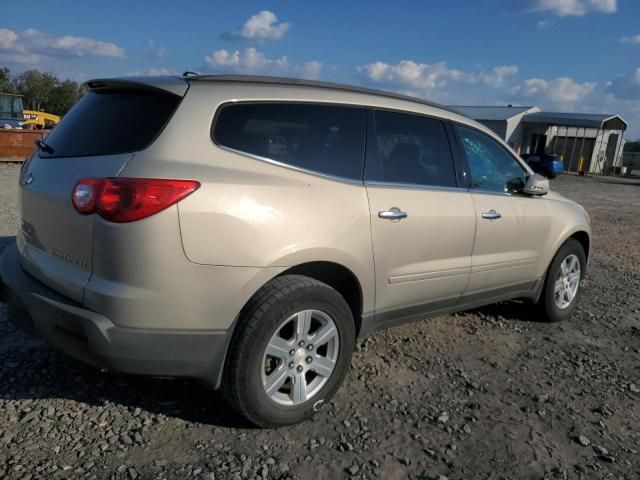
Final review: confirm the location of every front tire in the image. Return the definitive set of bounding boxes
[537,239,586,322]
[222,275,355,427]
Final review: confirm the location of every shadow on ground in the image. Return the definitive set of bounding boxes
[0,316,253,428]
[0,232,252,429]
[0,231,552,430]
[468,300,546,323]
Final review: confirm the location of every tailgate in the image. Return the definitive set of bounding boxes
[17,78,186,303]
[19,153,133,302]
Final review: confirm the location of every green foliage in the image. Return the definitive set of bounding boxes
[0,67,16,94]
[0,67,84,116]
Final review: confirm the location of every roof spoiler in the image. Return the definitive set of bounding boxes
[84,76,189,97]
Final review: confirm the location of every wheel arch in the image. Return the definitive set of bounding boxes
[277,261,364,336]
[569,230,590,262]
[214,260,367,390]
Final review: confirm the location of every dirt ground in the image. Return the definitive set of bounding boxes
[0,163,639,480]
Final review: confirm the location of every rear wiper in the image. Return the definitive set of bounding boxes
[35,139,54,154]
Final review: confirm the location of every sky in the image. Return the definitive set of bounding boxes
[2,0,640,138]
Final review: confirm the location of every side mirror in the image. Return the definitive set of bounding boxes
[521,173,549,196]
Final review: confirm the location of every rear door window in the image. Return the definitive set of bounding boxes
[366,110,457,187]
[212,103,366,181]
[40,89,181,158]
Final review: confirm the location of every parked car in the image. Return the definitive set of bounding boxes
[0,75,591,427]
[521,153,564,179]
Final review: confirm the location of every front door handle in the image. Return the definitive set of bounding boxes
[482,209,502,220]
[378,207,408,220]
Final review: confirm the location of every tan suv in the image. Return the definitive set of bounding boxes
[0,75,591,427]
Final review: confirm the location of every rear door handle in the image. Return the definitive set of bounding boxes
[378,208,408,220]
[482,209,502,220]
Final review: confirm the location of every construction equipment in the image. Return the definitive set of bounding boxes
[22,109,60,129]
[0,92,24,128]
[0,93,60,129]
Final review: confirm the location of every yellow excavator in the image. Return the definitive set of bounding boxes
[22,109,60,129]
[0,92,60,129]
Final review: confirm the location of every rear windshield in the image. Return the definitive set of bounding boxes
[40,88,181,158]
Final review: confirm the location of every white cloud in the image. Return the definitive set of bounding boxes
[207,49,241,66]
[482,66,519,87]
[223,10,290,41]
[358,60,472,92]
[621,34,640,45]
[204,47,322,78]
[0,27,124,66]
[146,40,166,58]
[127,67,177,76]
[523,0,617,16]
[607,68,640,101]
[358,60,519,99]
[147,67,173,76]
[0,28,18,49]
[22,28,124,57]
[515,76,596,103]
[300,60,322,79]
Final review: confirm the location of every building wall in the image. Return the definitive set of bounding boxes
[467,108,626,174]
[588,129,625,173]
[504,107,540,149]
[477,120,507,139]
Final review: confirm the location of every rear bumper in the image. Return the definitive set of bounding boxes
[0,244,228,388]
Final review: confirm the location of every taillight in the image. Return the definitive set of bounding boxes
[72,178,200,223]
[72,178,102,213]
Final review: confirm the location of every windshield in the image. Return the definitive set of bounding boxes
[0,94,24,119]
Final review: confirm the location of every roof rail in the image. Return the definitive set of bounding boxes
[186,74,457,114]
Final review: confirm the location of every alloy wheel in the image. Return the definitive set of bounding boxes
[261,309,340,406]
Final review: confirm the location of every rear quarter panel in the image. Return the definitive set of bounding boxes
[118,82,376,318]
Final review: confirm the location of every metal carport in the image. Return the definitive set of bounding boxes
[522,112,628,174]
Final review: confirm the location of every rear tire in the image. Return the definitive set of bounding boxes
[537,239,586,322]
[222,274,355,427]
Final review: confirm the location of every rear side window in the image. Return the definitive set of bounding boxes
[213,103,366,180]
[367,110,456,187]
[40,89,181,158]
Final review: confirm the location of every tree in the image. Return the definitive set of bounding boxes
[48,80,83,115]
[13,70,58,112]
[1,67,84,116]
[624,140,640,153]
[0,67,16,93]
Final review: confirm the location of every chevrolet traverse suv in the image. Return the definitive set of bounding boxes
[0,75,591,427]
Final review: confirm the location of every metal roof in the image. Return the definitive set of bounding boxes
[450,105,536,121]
[523,111,627,130]
[186,74,457,114]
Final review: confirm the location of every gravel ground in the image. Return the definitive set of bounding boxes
[0,163,639,480]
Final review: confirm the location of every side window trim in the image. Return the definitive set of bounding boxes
[444,120,470,189]
[363,107,464,190]
[211,100,367,185]
[363,108,379,183]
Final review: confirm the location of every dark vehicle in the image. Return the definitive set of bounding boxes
[521,153,564,179]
